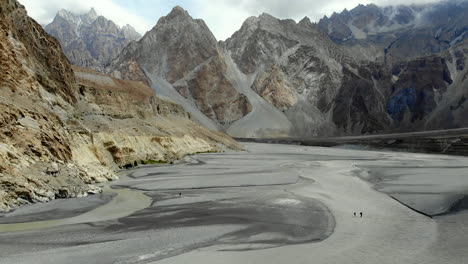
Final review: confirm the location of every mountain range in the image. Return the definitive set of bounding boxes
[45,8,141,72]
[318,2,468,63]
[46,2,468,138]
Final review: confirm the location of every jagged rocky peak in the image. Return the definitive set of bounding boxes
[45,7,141,72]
[298,16,313,27]
[242,15,260,26]
[80,7,99,24]
[56,9,78,22]
[154,5,213,34]
[164,5,191,20]
[56,7,98,25]
[152,5,216,41]
[122,24,141,39]
[91,15,121,35]
[257,12,302,31]
[258,12,278,21]
[124,5,219,83]
[85,7,98,22]
[153,5,216,42]
[232,12,300,34]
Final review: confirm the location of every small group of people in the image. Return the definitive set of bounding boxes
[354,212,364,218]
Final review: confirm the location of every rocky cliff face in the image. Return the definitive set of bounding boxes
[45,8,141,72]
[315,1,468,133]
[425,40,468,130]
[109,4,468,138]
[0,0,240,212]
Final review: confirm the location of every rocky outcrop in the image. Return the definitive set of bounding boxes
[45,8,141,72]
[0,0,240,212]
[173,55,252,124]
[251,65,297,110]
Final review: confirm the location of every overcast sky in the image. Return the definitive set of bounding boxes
[19,0,445,40]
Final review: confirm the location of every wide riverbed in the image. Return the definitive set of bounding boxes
[0,143,467,263]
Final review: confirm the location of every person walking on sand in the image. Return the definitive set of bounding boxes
[354,212,356,217]
[360,212,363,218]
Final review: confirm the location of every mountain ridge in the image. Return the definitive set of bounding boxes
[45,8,141,72]
[47,3,468,138]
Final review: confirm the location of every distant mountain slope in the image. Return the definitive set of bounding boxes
[45,8,141,71]
[222,13,391,136]
[110,7,286,138]
[109,4,468,138]
[108,8,394,137]
[317,1,468,63]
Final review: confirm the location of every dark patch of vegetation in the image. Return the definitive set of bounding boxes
[141,159,168,165]
[194,150,218,154]
[123,163,134,169]
[79,85,86,96]
[55,189,68,199]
